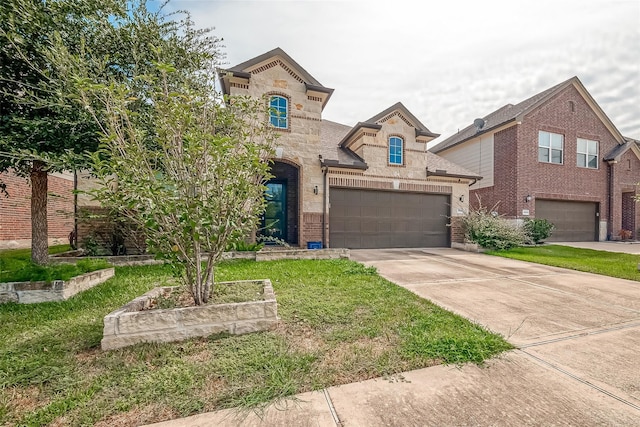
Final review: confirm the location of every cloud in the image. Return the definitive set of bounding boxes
[168,0,640,139]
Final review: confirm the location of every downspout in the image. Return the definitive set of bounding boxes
[607,160,616,240]
[322,164,328,248]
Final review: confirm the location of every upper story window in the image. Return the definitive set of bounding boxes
[538,131,563,164]
[269,95,288,129]
[389,136,404,165]
[576,138,598,169]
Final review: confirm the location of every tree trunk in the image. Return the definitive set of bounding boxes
[31,161,49,265]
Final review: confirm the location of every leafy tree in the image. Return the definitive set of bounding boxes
[75,67,276,304]
[0,0,215,264]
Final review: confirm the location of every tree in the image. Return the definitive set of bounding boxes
[74,63,276,304]
[0,0,214,264]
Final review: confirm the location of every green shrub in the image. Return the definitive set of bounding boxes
[461,206,525,250]
[523,218,555,244]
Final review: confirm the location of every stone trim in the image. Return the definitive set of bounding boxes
[378,111,414,128]
[307,95,323,102]
[266,91,292,132]
[230,82,249,89]
[328,176,452,194]
[251,59,304,84]
[1,268,115,304]
[101,280,278,350]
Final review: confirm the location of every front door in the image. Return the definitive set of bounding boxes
[262,182,287,241]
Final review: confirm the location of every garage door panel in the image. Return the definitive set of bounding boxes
[535,200,597,242]
[329,188,450,249]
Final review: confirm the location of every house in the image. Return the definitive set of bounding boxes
[430,77,640,242]
[219,48,480,249]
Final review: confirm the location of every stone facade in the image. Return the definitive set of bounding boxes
[221,48,479,248]
[101,279,278,350]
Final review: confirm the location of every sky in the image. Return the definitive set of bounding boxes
[164,0,640,145]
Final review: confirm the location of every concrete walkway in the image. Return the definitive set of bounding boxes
[148,248,640,426]
[553,240,640,254]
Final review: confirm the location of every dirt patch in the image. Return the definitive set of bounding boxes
[2,385,49,420]
[93,403,178,427]
[274,322,326,353]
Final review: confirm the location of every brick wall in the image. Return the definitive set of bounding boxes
[77,206,147,255]
[302,212,323,247]
[615,149,640,238]
[0,170,74,248]
[449,216,465,243]
[517,85,618,220]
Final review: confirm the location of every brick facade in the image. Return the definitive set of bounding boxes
[437,78,639,242]
[0,170,74,249]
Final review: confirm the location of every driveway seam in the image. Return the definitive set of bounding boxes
[323,388,342,426]
[520,321,640,348]
[519,349,640,412]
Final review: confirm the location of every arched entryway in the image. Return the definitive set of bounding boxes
[260,160,300,245]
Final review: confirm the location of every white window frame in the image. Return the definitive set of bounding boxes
[576,138,599,169]
[538,131,564,164]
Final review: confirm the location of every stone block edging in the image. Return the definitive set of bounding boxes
[0,268,115,304]
[452,242,486,253]
[256,248,349,261]
[101,279,278,350]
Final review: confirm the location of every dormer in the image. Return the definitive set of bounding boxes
[339,102,439,166]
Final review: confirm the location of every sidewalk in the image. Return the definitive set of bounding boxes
[553,240,640,254]
[147,351,639,427]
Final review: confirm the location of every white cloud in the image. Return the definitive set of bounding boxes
[166,0,640,139]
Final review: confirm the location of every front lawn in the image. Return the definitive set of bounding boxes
[0,245,111,283]
[488,245,640,281]
[0,258,511,426]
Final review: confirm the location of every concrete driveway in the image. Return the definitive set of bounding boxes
[350,248,640,422]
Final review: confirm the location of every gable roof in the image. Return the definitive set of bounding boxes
[604,137,640,162]
[320,119,480,179]
[320,120,368,169]
[431,76,625,153]
[339,102,439,149]
[218,47,334,109]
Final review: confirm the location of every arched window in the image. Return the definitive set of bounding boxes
[269,95,288,129]
[389,136,403,165]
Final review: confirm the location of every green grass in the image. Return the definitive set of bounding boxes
[0,245,111,283]
[0,258,511,426]
[487,245,640,281]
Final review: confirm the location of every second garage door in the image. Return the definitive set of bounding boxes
[535,199,598,242]
[329,188,450,249]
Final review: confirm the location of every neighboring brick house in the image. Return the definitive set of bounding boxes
[431,77,640,241]
[220,48,480,249]
[0,170,74,249]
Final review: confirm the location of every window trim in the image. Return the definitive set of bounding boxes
[388,135,404,166]
[268,94,289,130]
[576,138,599,169]
[538,131,564,165]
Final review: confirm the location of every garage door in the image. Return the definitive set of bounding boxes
[535,200,598,242]
[329,188,450,249]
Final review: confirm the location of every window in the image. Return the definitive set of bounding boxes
[576,138,598,169]
[389,136,403,165]
[538,131,563,164]
[269,95,288,129]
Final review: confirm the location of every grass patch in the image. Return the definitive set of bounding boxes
[0,245,110,283]
[488,245,640,281]
[0,258,511,426]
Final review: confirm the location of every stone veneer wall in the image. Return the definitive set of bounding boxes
[102,280,278,350]
[0,268,115,304]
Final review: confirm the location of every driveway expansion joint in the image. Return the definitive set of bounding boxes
[323,388,342,426]
[520,349,640,412]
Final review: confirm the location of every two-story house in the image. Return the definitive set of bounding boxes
[220,48,480,249]
[431,77,639,242]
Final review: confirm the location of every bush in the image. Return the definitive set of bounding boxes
[523,218,555,244]
[461,206,525,250]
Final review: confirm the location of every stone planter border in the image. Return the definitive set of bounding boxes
[0,268,115,304]
[101,279,277,350]
[452,242,486,253]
